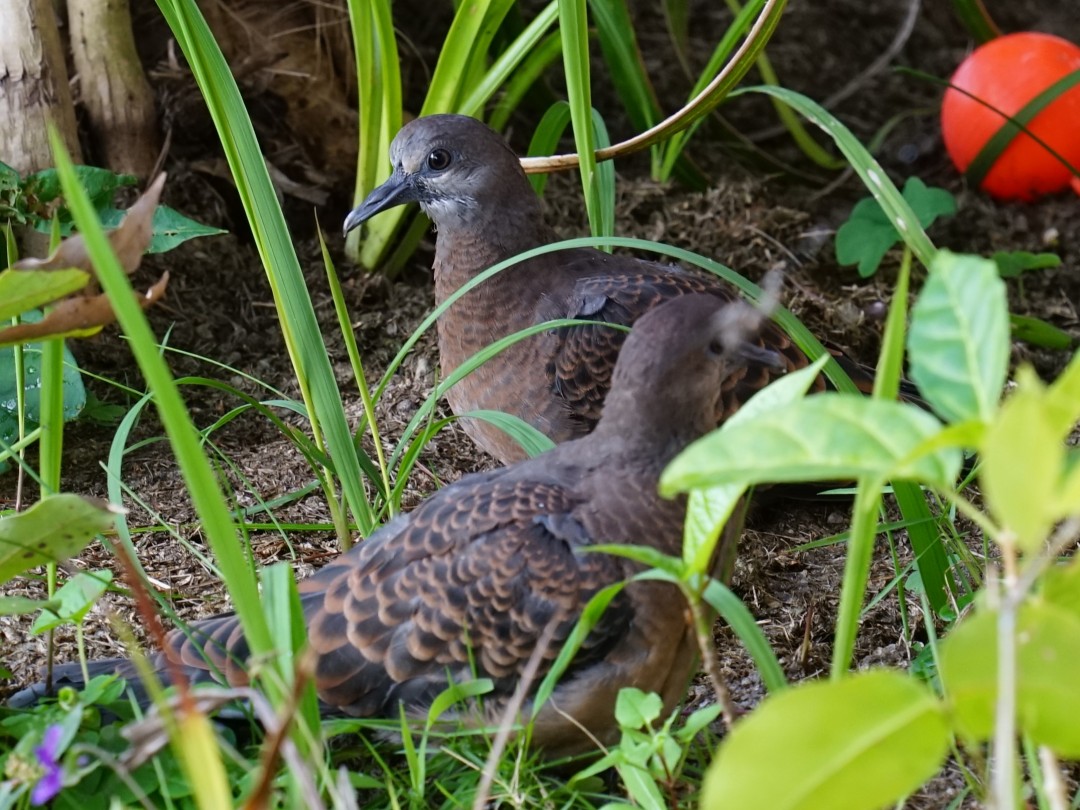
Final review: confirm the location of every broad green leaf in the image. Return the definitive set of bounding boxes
[701,670,948,810]
[1058,458,1080,517]
[31,570,113,633]
[991,250,1061,278]
[1009,313,1076,351]
[683,485,744,574]
[1043,559,1080,620]
[615,763,666,810]
[908,251,1008,424]
[902,177,958,227]
[681,356,828,573]
[0,268,91,321]
[0,494,117,581]
[24,165,136,211]
[941,610,997,739]
[0,324,87,448]
[980,370,1061,552]
[834,195,901,278]
[99,204,226,253]
[662,395,959,495]
[941,602,1080,757]
[677,703,723,740]
[836,178,955,278]
[0,159,20,189]
[727,356,831,426]
[1044,348,1080,439]
[0,595,55,616]
[79,673,129,705]
[615,688,664,729]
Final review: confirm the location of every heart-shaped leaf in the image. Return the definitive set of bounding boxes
[701,670,948,810]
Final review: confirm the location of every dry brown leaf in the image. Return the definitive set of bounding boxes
[14,173,167,276]
[0,271,170,344]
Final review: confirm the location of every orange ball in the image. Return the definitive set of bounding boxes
[941,32,1080,201]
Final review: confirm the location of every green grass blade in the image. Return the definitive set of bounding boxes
[728,92,953,621]
[702,579,787,692]
[459,410,556,458]
[389,317,621,469]
[949,0,1001,43]
[589,0,661,176]
[532,582,626,712]
[591,110,616,239]
[527,103,573,195]
[633,0,787,163]
[558,0,603,237]
[157,0,376,536]
[47,127,274,671]
[488,31,565,133]
[874,251,951,615]
[874,250,910,402]
[733,85,937,266]
[261,562,323,755]
[461,1,560,117]
[346,0,402,266]
[319,229,392,505]
[662,0,693,78]
[740,42,844,169]
[831,480,889,679]
[894,481,949,614]
[374,235,859,415]
[421,0,516,114]
[659,0,765,179]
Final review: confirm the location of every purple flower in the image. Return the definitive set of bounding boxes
[30,725,63,806]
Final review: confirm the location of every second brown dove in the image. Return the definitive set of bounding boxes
[344,113,880,464]
[13,295,776,756]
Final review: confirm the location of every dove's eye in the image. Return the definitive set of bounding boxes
[427,149,452,171]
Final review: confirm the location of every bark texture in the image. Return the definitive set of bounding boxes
[68,0,159,178]
[0,0,82,173]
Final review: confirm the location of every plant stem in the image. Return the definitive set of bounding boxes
[991,537,1019,810]
[687,589,737,725]
[1038,746,1068,810]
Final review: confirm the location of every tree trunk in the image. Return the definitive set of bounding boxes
[67,0,160,179]
[0,0,82,174]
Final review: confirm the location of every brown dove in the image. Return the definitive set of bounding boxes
[12,294,776,756]
[343,113,879,464]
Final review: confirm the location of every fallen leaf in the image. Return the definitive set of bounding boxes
[0,271,169,345]
[14,173,167,277]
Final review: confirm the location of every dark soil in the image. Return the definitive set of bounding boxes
[3,1,1079,807]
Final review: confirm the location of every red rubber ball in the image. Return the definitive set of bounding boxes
[941,32,1080,201]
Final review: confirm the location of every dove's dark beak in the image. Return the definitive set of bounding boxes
[737,342,785,370]
[343,169,419,236]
